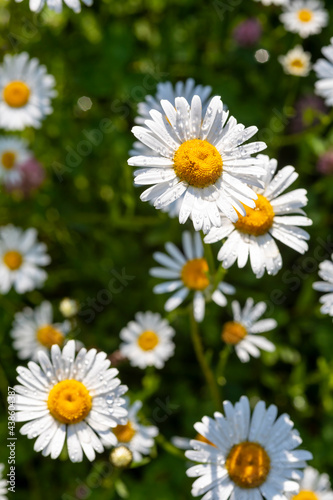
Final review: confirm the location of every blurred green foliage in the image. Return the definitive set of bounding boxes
[0,0,333,498]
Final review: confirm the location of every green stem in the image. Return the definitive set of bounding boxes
[202,236,228,295]
[202,235,216,275]
[212,264,227,294]
[189,307,222,410]
[155,434,187,460]
[165,306,190,323]
[285,74,300,109]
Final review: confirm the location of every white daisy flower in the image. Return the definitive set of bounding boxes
[0,225,50,294]
[0,136,31,186]
[287,466,333,500]
[280,0,328,38]
[185,395,313,500]
[222,298,276,362]
[150,231,236,323]
[314,38,333,106]
[0,464,7,500]
[204,155,312,278]
[279,45,311,77]
[10,301,71,361]
[119,311,175,369]
[14,340,128,463]
[135,78,212,125]
[113,400,158,462]
[0,52,56,131]
[313,254,333,317]
[15,0,92,13]
[132,82,201,221]
[129,95,266,234]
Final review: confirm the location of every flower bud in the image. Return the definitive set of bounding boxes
[59,298,78,318]
[109,446,133,468]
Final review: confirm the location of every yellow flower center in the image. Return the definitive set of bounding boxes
[47,380,92,424]
[290,58,305,69]
[195,433,216,447]
[1,151,16,170]
[3,81,31,108]
[181,258,210,290]
[222,321,247,345]
[234,194,274,236]
[36,325,65,349]
[298,9,313,22]
[173,139,223,188]
[113,422,136,443]
[226,442,271,489]
[137,330,159,351]
[3,250,23,270]
[292,492,319,500]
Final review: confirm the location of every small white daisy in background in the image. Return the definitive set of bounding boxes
[10,301,71,361]
[119,311,175,369]
[0,136,31,186]
[222,298,276,362]
[0,52,56,131]
[113,400,158,462]
[15,0,92,13]
[204,154,312,278]
[280,0,328,38]
[254,0,288,5]
[0,225,50,294]
[288,466,333,500]
[150,231,235,322]
[15,340,128,463]
[172,432,215,450]
[314,37,333,106]
[135,78,212,125]
[129,94,266,234]
[59,297,79,318]
[0,464,7,500]
[186,395,312,500]
[279,45,311,77]
[313,254,333,317]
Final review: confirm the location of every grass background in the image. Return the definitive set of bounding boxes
[0,0,333,498]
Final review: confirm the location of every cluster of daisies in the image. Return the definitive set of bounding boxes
[7,290,161,466]
[2,234,160,468]
[0,52,56,195]
[130,81,313,277]
[253,0,333,108]
[256,0,328,40]
[0,136,45,194]
[8,325,333,500]
[0,53,56,287]
[1,0,333,497]
[2,76,332,500]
